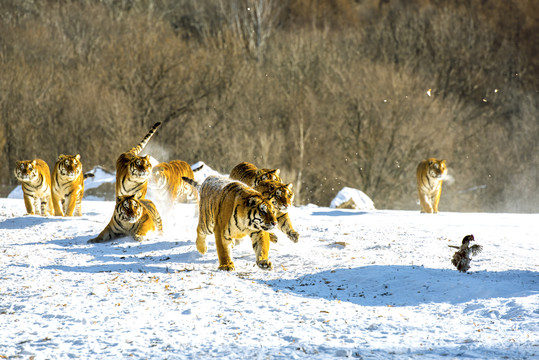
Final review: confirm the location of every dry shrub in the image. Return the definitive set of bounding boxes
[0,0,537,213]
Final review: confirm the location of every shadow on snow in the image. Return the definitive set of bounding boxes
[261,265,538,307]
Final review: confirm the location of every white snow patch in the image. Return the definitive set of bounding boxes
[330,187,375,210]
[0,196,538,359]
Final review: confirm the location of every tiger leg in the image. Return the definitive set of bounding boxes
[251,231,273,270]
[215,226,235,271]
[432,186,443,214]
[418,190,433,213]
[277,213,299,243]
[41,195,53,216]
[133,216,156,242]
[65,192,78,216]
[74,194,83,217]
[88,227,120,244]
[51,192,64,216]
[23,194,35,215]
[196,224,209,255]
[268,233,278,243]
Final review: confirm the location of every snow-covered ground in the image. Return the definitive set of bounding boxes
[0,193,537,359]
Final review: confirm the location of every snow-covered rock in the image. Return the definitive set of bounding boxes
[330,187,375,210]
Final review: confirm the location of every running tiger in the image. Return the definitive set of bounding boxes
[416,158,447,213]
[229,161,281,187]
[14,159,53,216]
[254,180,299,244]
[51,154,84,216]
[116,122,162,199]
[148,160,198,209]
[88,195,163,243]
[183,175,277,271]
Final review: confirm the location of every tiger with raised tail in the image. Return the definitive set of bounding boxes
[51,154,85,216]
[14,159,54,216]
[183,175,277,271]
[116,122,161,199]
[229,161,282,187]
[254,180,299,244]
[416,158,447,213]
[88,194,163,243]
[148,160,198,209]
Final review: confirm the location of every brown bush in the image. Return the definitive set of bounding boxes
[0,0,537,212]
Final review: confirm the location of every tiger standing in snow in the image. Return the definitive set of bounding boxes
[14,159,54,216]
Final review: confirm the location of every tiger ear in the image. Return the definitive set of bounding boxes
[75,154,81,160]
[275,169,280,176]
[145,155,150,161]
[287,183,293,190]
[58,154,66,160]
[247,197,259,207]
[31,160,37,166]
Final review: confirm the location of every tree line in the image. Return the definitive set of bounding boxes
[0,0,537,212]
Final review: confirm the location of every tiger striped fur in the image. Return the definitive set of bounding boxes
[88,194,163,243]
[416,158,447,213]
[116,122,161,199]
[52,154,84,216]
[183,175,277,271]
[148,160,197,209]
[229,161,282,187]
[14,159,53,216]
[254,180,299,243]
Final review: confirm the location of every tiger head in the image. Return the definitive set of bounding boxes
[57,154,82,180]
[255,180,294,213]
[255,168,281,186]
[14,160,40,182]
[129,155,153,180]
[246,196,277,231]
[427,159,447,180]
[115,195,143,223]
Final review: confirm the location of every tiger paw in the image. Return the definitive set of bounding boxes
[87,237,101,244]
[133,235,145,242]
[269,232,278,243]
[256,259,273,271]
[196,240,208,255]
[218,262,235,271]
[287,231,300,243]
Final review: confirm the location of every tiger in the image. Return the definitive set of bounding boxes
[416,158,447,213]
[183,175,277,271]
[14,159,53,216]
[51,154,84,216]
[148,160,198,209]
[254,180,299,244]
[229,161,282,187]
[116,122,161,199]
[88,194,163,243]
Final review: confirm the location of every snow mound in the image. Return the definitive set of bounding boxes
[191,161,222,183]
[330,187,375,210]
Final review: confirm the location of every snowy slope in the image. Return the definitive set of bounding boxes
[0,196,537,359]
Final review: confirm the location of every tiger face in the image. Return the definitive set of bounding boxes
[256,180,294,213]
[247,196,277,231]
[129,155,152,180]
[57,154,82,180]
[116,196,143,223]
[14,160,40,182]
[257,169,281,184]
[427,159,447,180]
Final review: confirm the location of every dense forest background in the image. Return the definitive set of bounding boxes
[0,0,537,212]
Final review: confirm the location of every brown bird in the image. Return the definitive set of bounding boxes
[449,234,483,273]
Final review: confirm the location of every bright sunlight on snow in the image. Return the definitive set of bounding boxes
[1,168,538,359]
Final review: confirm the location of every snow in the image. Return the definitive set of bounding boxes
[330,187,376,211]
[1,168,538,359]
